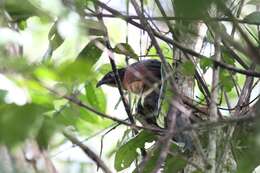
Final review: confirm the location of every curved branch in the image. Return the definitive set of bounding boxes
[63,130,113,173]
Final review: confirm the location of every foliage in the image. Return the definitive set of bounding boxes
[0,0,259,173]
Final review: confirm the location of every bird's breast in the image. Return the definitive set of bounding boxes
[124,80,144,94]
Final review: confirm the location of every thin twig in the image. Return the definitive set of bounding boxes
[51,122,120,158]
[84,13,260,25]
[129,1,178,172]
[46,86,164,133]
[98,124,121,171]
[63,130,113,173]
[94,5,136,126]
[217,64,255,172]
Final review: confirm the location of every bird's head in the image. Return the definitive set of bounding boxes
[96,68,125,88]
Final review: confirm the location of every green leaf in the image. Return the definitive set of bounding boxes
[34,66,60,81]
[77,82,107,124]
[199,58,213,73]
[76,38,105,67]
[97,63,113,75]
[114,130,156,171]
[20,79,54,106]
[244,12,260,24]
[164,143,187,173]
[0,89,8,102]
[56,60,92,83]
[113,43,138,59]
[220,70,234,92]
[5,0,38,21]
[75,0,92,13]
[85,82,106,112]
[84,19,106,36]
[132,148,160,173]
[221,48,236,65]
[36,117,57,149]
[48,23,64,51]
[0,57,35,74]
[0,104,48,147]
[165,155,187,173]
[233,114,260,173]
[54,103,79,126]
[174,0,216,19]
[132,143,186,173]
[181,60,195,76]
[18,20,27,30]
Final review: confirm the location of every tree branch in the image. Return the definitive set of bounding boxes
[84,13,260,26]
[94,5,136,127]
[207,24,222,173]
[63,130,113,173]
[45,86,164,133]
[94,0,260,78]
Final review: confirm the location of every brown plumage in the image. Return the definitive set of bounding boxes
[96,59,162,128]
[96,59,161,94]
[97,59,194,150]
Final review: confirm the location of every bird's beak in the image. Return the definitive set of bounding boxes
[96,76,113,87]
[96,79,105,88]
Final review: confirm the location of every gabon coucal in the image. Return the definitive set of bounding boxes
[96,59,162,127]
[96,59,195,150]
[96,59,161,94]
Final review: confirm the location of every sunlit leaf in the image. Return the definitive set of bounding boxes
[76,38,105,67]
[146,43,172,62]
[48,22,64,52]
[18,20,27,30]
[56,60,92,83]
[18,79,54,106]
[76,82,106,123]
[97,63,114,75]
[84,19,106,36]
[34,66,60,81]
[113,43,138,59]
[85,81,106,112]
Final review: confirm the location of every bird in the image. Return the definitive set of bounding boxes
[96,59,162,94]
[96,59,194,150]
[96,59,162,127]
